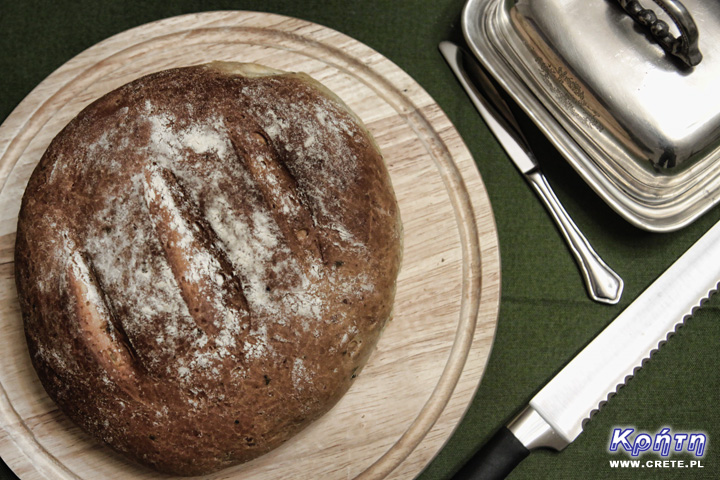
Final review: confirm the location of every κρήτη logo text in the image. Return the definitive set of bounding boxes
[609,427,707,457]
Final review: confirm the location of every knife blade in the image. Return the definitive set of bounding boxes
[451,199,720,479]
[439,40,623,305]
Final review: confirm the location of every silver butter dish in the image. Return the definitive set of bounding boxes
[463,0,720,231]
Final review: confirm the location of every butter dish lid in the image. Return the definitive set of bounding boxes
[463,0,720,231]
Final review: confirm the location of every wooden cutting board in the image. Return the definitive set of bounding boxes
[0,11,500,480]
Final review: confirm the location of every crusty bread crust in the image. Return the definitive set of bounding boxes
[15,62,402,475]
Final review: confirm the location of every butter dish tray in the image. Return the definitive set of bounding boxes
[463,0,720,231]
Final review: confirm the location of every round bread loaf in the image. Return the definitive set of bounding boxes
[14,62,402,475]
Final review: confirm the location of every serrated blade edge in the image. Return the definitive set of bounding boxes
[530,221,720,444]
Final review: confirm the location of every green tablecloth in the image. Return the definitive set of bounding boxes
[1,1,717,478]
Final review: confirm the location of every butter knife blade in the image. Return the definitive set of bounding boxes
[439,40,623,305]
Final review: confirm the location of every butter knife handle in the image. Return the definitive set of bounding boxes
[526,170,624,304]
[454,427,529,479]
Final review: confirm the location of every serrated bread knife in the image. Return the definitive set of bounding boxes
[458,208,720,480]
[439,40,720,480]
[439,40,623,305]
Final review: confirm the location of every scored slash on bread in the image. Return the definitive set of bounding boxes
[143,162,250,339]
[68,251,140,386]
[227,126,323,265]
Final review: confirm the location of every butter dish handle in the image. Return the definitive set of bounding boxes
[615,0,702,67]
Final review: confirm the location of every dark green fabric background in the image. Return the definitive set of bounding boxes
[1,1,718,479]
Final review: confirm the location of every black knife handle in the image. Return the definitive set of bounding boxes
[453,427,530,480]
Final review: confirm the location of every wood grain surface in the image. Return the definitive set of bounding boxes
[0,11,500,480]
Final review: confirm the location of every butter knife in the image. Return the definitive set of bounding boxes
[439,40,623,304]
